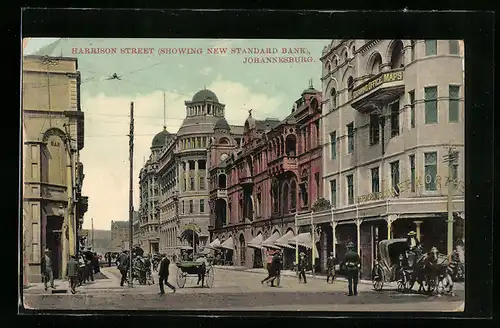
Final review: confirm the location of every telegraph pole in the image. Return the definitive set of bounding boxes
[443,142,459,256]
[128,102,135,287]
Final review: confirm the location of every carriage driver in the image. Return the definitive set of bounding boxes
[407,231,422,253]
[195,254,209,287]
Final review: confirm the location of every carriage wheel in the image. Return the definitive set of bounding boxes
[205,267,215,288]
[396,270,405,292]
[421,276,436,294]
[372,265,384,291]
[405,277,415,292]
[176,270,186,288]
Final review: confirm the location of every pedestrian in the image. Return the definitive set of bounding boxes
[118,250,130,287]
[92,252,100,273]
[268,251,282,287]
[107,252,112,267]
[158,255,176,295]
[84,247,94,282]
[343,242,360,296]
[78,254,86,286]
[298,252,307,284]
[41,248,55,291]
[326,252,336,283]
[66,255,79,294]
[195,254,208,287]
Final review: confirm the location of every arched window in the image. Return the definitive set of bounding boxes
[390,40,404,69]
[334,57,338,67]
[344,51,348,61]
[290,181,297,210]
[347,76,354,100]
[371,53,382,75]
[330,88,337,110]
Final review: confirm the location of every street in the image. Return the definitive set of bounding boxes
[23,265,465,311]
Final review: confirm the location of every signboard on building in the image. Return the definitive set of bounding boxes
[352,70,404,99]
[183,223,201,234]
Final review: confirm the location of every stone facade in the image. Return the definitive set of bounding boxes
[208,85,323,269]
[22,55,88,282]
[110,221,129,250]
[312,39,465,279]
[136,89,244,257]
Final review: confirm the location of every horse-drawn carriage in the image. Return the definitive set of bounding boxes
[127,246,154,285]
[176,259,215,288]
[371,238,451,294]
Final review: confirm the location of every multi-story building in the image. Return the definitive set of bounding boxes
[307,39,465,279]
[22,55,88,282]
[132,210,141,247]
[208,84,323,269]
[137,89,244,257]
[110,221,129,250]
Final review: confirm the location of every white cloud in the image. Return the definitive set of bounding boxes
[80,79,284,230]
[199,67,213,75]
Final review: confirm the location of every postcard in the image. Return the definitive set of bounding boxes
[21,38,465,312]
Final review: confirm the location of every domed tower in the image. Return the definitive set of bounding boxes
[150,126,172,159]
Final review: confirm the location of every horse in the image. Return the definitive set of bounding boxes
[423,246,456,296]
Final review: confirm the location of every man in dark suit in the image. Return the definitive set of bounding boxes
[41,248,55,291]
[158,255,176,295]
[66,255,79,294]
[118,250,129,287]
[343,242,360,296]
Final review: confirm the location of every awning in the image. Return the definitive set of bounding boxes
[262,231,281,249]
[274,230,295,249]
[178,245,193,250]
[208,238,221,249]
[220,237,234,250]
[247,233,264,249]
[288,233,320,258]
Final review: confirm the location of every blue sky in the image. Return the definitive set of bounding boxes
[24,38,330,230]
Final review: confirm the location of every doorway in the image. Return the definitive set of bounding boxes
[45,215,63,279]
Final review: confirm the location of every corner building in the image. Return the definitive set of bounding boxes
[208,85,323,270]
[312,40,464,279]
[152,89,244,257]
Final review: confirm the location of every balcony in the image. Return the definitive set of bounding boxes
[268,155,298,175]
[216,189,228,199]
[239,176,254,187]
[351,68,405,113]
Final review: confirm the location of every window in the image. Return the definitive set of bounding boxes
[330,180,336,208]
[189,200,194,213]
[182,201,185,214]
[190,177,195,190]
[330,131,337,159]
[346,175,354,205]
[425,40,437,56]
[390,101,400,137]
[409,155,416,192]
[409,90,416,128]
[347,123,354,153]
[449,85,460,122]
[330,88,337,110]
[424,152,438,191]
[424,86,438,124]
[199,176,205,190]
[449,40,459,55]
[315,172,320,197]
[371,167,380,193]
[451,163,458,182]
[369,114,380,145]
[410,40,416,61]
[390,161,400,195]
[183,179,187,192]
[200,199,205,213]
[347,77,354,100]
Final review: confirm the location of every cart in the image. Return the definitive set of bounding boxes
[176,261,215,288]
[371,238,417,292]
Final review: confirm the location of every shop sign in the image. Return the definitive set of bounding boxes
[352,70,404,99]
[357,175,465,204]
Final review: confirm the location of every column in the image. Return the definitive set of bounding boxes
[195,160,199,191]
[331,220,337,258]
[355,218,362,254]
[386,214,398,240]
[414,221,423,240]
[185,161,189,191]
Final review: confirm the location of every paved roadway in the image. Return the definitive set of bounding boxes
[23,265,464,312]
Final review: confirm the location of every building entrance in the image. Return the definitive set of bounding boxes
[45,215,63,279]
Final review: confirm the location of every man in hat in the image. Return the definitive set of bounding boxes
[41,248,55,291]
[406,231,422,257]
[66,255,79,294]
[326,252,337,283]
[118,250,130,286]
[158,254,176,295]
[298,252,307,284]
[343,242,360,296]
[83,247,95,282]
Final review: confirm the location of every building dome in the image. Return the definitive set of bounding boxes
[192,89,219,103]
[214,118,230,131]
[151,127,171,148]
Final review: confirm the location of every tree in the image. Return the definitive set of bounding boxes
[312,198,331,213]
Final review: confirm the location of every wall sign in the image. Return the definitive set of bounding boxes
[352,70,404,99]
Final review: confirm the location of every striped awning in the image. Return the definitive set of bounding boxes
[288,233,320,258]
[208,238,221,249]
[274,230,295,249]
[262,231,281,249]
[247,233,264,249]
[221,237,234,250]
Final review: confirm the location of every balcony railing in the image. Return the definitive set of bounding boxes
[239,176,253,186]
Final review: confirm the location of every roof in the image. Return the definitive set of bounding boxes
[177,115,222,136]
[151,127,171,148]
[214,118,230,130]
[191,89,219,103]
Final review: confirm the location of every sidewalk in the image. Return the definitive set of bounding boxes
[213,265,465,290]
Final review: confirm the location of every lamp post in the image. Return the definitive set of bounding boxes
[294,212,298,276]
